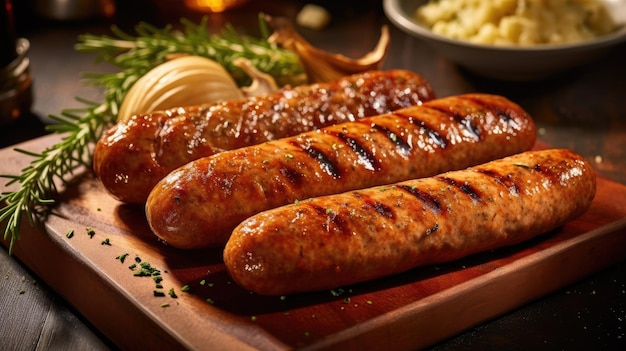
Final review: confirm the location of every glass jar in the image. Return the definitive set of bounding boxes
[0,38,33,127]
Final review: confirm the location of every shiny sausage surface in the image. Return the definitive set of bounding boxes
[93,70,435,204]
[146,94,537,249]
[224,149,597,296]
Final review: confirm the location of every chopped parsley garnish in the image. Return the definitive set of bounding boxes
[116,253,129,263]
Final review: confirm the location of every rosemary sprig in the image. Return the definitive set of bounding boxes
[0,101,105,253]
[0,16,305,253]
[76,16,305,88]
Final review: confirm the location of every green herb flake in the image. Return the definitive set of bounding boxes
[160,303,170,308]
[65,229,74,239]
[116,253,129,263]
[181,284,191,292]
[86,228,95,238]
[250,316,257,322]
[168,288,177,298]
[153,291,166,297]
[285,153,294,159]
[130,261,161,277]
[199,279,206,286]
[101,238,111,246]
[134,270,151,277]
[206,298,215,304]
[128,263,137,270]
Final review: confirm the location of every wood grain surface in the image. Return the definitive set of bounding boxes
[2,134,626,351]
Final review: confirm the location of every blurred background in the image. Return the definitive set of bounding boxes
[4,0,384,143]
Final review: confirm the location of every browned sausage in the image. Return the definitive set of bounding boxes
[93,70,435,204]
[223,148,596,296]
[146,94,537,249]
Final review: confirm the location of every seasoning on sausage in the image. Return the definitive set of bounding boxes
[223,148,596,296]
[146,94,537,249]
[93,70,435,204]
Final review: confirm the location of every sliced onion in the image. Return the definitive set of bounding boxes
[117,55,244,123]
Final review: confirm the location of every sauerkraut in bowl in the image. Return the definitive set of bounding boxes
[383,0,626,80]
[414,0,617,46]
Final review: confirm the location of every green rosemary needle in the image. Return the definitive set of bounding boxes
[0,15,305,254]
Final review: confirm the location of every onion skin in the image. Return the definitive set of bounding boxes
[265,14,390,83]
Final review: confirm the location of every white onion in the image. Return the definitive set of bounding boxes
[117,55,244,123]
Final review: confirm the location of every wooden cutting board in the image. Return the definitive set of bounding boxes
[2,133,626,351]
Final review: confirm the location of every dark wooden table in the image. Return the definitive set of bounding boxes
[1,0,625,350]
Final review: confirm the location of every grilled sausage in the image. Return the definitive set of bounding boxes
[93,70,435,204]
[224,149,597,296]
[146,94,537,249]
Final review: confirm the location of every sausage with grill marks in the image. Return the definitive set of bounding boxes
[93,70,435,204]
[146,94,537,249]
[224,149,597,296]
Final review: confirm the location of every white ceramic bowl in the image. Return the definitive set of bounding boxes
[383,0,626,81]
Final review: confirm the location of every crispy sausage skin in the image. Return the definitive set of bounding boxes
[146,94,537,249]
[224,149,596,296]
[93,70,435,204]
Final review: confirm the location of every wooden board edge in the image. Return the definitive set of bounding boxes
[302,217,626,351]
[0,217,269,351]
